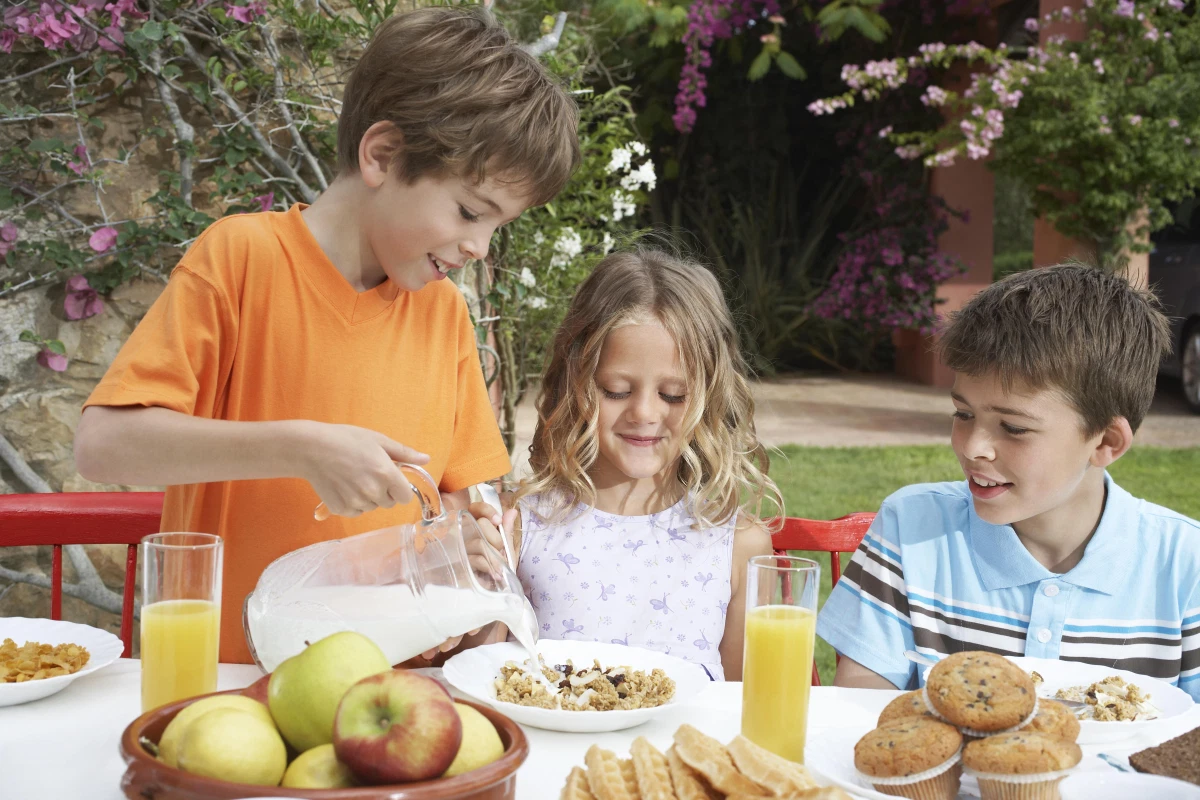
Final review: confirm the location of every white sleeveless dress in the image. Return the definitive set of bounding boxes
[516,493,736,680]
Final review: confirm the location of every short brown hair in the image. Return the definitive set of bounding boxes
[938,264,1171,434]
[337,6,580,205]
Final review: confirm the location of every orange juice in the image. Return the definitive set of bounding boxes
[740,604,816,763]
[140,599,220,711]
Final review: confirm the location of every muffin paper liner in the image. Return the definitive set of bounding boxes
[922,686,1039,737]
[856,753,963,800]
[965,766,1076,800]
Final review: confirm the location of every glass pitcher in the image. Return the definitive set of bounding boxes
[242,463,538,672]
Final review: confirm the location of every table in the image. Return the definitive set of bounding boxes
[4,659,1198,799]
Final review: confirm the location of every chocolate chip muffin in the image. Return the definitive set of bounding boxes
[963,731,1082,800]
[878,691,934,726]
[855,717,963,799]
[925,651,1036,733]
[1018,699,1080,743]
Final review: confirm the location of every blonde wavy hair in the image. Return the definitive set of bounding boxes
[517,246,783,531]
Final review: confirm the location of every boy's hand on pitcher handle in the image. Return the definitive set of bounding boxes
[298,422,429,520]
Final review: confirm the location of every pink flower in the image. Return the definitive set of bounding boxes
[1024,17,1038,31]
[0,29,17,53]
[88,226,118,252]
[37,349,68,372]
[768,14,785,24]
[64,274,104,320]
[97,25,124,52]
[0,220,18,258]
[1170,119,1181,128]
[225,0,266,23]
[1145,28,1160,42]
[253,192,274,212]
[67,144,91,176]
[1114,0,1135,18]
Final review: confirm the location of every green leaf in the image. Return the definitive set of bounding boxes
[162,64,183,81]
[18,330,40,345]
[775,52,806,81]
[233,80,247,92]
[29,138,66,153]
[748,49,772,82]
[141,21,164,42]
[46,339,67,356]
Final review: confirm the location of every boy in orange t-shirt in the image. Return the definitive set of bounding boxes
[74,8,580,664]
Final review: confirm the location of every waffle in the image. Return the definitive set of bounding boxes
[726,735,817,795]
[673,724,768,796]
[562,725,854,800]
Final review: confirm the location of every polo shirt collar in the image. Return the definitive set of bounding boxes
[969,472,1136,595]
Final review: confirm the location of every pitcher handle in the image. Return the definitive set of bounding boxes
[313,462,443,523]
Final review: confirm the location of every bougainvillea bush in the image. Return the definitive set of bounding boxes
[0,1,649,412]
[812,0,1200,265]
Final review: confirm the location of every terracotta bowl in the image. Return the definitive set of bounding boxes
[119,684,529,800]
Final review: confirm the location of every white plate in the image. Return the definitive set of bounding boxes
[442,639,711,733]
[1061,771,1200,800]
[1008,657,1195,745]
[0,617,124,707]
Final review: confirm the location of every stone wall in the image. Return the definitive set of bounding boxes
[1,277,164,638]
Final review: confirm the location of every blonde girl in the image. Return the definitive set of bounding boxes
[488,245,782,680]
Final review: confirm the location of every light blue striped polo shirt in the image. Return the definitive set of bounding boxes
[817,473,1200,700]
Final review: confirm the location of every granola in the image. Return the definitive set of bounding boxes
[493,657,675,711]
[1054,675,1159,722]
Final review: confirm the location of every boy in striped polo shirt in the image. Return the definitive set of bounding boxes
[818,265,1200,700]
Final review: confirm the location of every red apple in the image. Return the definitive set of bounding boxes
[243,673,271,706]
[332,669,462,784]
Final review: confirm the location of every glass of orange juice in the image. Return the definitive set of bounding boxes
[741,555,820,763]
[140,533,223,711]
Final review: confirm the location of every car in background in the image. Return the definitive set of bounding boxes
[1149,200,1200,413]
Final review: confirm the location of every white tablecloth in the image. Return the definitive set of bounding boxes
[4,659,1198,799]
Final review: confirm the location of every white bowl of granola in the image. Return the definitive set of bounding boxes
[443,639,711,732]
[1009,656,1194,744]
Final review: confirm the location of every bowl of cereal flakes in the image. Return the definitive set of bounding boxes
[443,639,711,733]
[1,617,123,707]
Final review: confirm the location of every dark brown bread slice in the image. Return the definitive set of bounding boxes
[1129,726,1200,785]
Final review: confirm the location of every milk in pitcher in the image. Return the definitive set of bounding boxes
[245,582,539,672]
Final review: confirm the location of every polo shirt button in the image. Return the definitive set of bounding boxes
[1037,628,1052,643]
[1043,584,1060,597]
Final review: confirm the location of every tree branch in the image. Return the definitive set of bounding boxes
[175,34,318,202]
[148,46,196,207]
[521,12,568,59]
[259,21,329,191]
[0,54,86,88]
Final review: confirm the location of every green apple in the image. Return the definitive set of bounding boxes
[158,694,274,768]
[176,707,287,786]
[267,631,390,753]
[282,743,358,789]
[443,703,505,778]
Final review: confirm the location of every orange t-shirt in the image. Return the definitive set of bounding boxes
[85,204,511,663]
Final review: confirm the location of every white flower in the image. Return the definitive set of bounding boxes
[533,231,545,245]
[611,191,636,222]
[550,226,583,268]
[620,160,657,192]
[527,296,548,309]
[519,267,536,288]
[601,232,614,253]
[630,141,648,157]
[607,147,632,174]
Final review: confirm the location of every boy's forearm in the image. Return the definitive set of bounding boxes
[74,406,316,487]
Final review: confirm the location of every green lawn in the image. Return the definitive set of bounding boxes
[772,445,1200,685]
